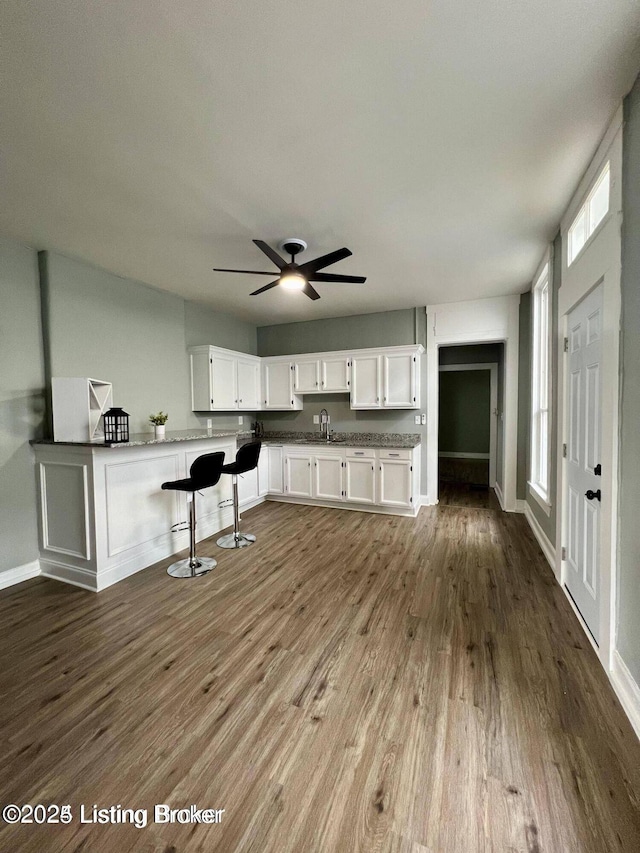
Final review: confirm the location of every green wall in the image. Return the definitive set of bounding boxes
[517,293,532,501]
[618,75,640,685]
[438,370,491,454]
[0,237,45,575]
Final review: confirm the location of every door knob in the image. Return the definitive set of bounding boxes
[585,489,601,501]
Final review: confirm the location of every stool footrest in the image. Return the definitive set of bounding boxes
[170,521,190,532]
[218,499,234,508]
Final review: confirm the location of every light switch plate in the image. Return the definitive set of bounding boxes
[238,416,243,425]
[313,414,320,424]
[421,413,426,425]
[414,414,421,424]
[206,419,213,429]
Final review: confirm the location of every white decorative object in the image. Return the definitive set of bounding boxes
[52,377,113,442]
[154,425,165,439]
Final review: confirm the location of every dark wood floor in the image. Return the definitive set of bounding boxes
[438,480,501,510]
[1,500,640,852]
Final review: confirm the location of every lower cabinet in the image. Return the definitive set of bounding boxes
[313,453,344,501]
[267,446,284,494]
[345,455,377,504]
[378,457,412,508]
[284,453,313,497]
[237,467,258,506]
[257,449,269,497]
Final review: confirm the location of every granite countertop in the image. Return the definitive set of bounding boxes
[243,431,421,449]
[32,429,253,449]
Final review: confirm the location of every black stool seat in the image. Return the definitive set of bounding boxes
[162,451,226,579]
[217,440,261,550]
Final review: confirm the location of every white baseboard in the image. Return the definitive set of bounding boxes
[515,499,526,513]
[523,502,556,572]
[611,650,640,741]
[420,494,438,507]
[41,559,98,592]
[0,560,41,591]
[494,482,505,510]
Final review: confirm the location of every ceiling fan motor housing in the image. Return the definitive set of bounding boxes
[279,238,307,258]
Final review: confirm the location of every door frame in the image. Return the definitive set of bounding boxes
[438,363,498,487]
[556,108,622,670]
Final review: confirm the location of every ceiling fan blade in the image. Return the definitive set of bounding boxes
[250,279,281,296]
[309,273,367,284]
[303,281,321,300]
[298,247,352,275]
[214,268,278,275]
[253,239,287,269]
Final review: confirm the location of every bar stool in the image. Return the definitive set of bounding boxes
[162,451,226,578]
[217,440,262,549]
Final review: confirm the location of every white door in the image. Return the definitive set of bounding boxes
[294,359,320,393]
[564,284,603,643]
[321,357,350,392]
[211,352,237,410]
[237,358,260,410]
[345,456,376,504]
[257,449,269,496]
[285,454,313,497]
[313,454,344,501]
[263,362,293,409]
[378,459,412,508]
[350,355,381,408]
[382,352,416,408]
[267,446,283,494]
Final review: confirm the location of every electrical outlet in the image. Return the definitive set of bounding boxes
[313,414,320,425]
[414,414,421,424]
[238,415,243,425]
[421,413,426,425]
[206,419,213,429]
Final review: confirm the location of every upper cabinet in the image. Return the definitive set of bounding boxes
[190,345,422,412]
[189,346,261,412]
[351,349,420,409]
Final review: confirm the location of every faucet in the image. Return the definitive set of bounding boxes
[319,408,330,441]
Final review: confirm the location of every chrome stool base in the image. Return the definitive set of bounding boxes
[167,556,216,578]
[216,532,256,550]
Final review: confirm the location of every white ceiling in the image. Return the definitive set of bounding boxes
[1,1,639,325]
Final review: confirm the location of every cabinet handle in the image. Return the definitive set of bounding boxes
[389,453,399,457]
[376,396,379,403]
[315,381,318,386]
[354,451,364,456]
[384,396,387,402]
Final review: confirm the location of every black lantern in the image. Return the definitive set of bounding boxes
[103,407,130,444]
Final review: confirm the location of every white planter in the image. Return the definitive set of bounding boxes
[154,424,166,439]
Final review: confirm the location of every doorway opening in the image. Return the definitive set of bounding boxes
[438,344,503,509]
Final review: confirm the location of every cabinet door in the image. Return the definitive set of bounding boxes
[263,362,294,409]
[294,359,320,393]
[237,358,260,410]
[190,351,213,411]
[345,457,376,504]
[350,355,381,409]
[313,454,344,501]
[237,468,259,506]
[284,454,313,497]
[267,446,284,494]
[378,459,412,508]
[382,352,416,408]
[211,352,238,410]
[257,448,269,496]
[321,357,350,392]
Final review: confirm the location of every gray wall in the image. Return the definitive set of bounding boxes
[525,233,560,541]
[0,237,45,574]
[257,308,430,495]
[41,251,257,435]
[439,370,491,454]
[517,293,532,501]
[618,75,640,685]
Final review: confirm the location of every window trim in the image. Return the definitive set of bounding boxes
[567,161,610,266]
[529,256,552,512]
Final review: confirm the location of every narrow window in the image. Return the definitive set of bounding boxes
[568,162,610,265]
[531,262,551,506]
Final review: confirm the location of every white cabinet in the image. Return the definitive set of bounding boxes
[351,350,420,410]
[350,355,381,409]
[313,453,344,501]
[321,357,350,392]
[237,467,259,507]
[382,352,417,408]
[378,454,412,508]
[267,446,284,494]
[284,453,313,497]
[51,377,113,443]
[345,453,377,504]
[189,346,261,412]
[263,361,303,410]
[294,359,321,393]
[257,448,269,497]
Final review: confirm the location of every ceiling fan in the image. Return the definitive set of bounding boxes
[213,238,366,301]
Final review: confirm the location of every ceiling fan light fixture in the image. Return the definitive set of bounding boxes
[279,271,306,291]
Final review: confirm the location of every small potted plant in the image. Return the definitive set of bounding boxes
[149,411,169,439]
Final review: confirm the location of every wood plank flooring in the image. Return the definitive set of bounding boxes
[1,500,639,852]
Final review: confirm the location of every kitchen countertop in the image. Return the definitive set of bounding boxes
[32,429,253,448]
[244,431,421,449]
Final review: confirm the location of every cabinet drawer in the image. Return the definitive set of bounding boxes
[345,448,376,459]
[379,448,412,460]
